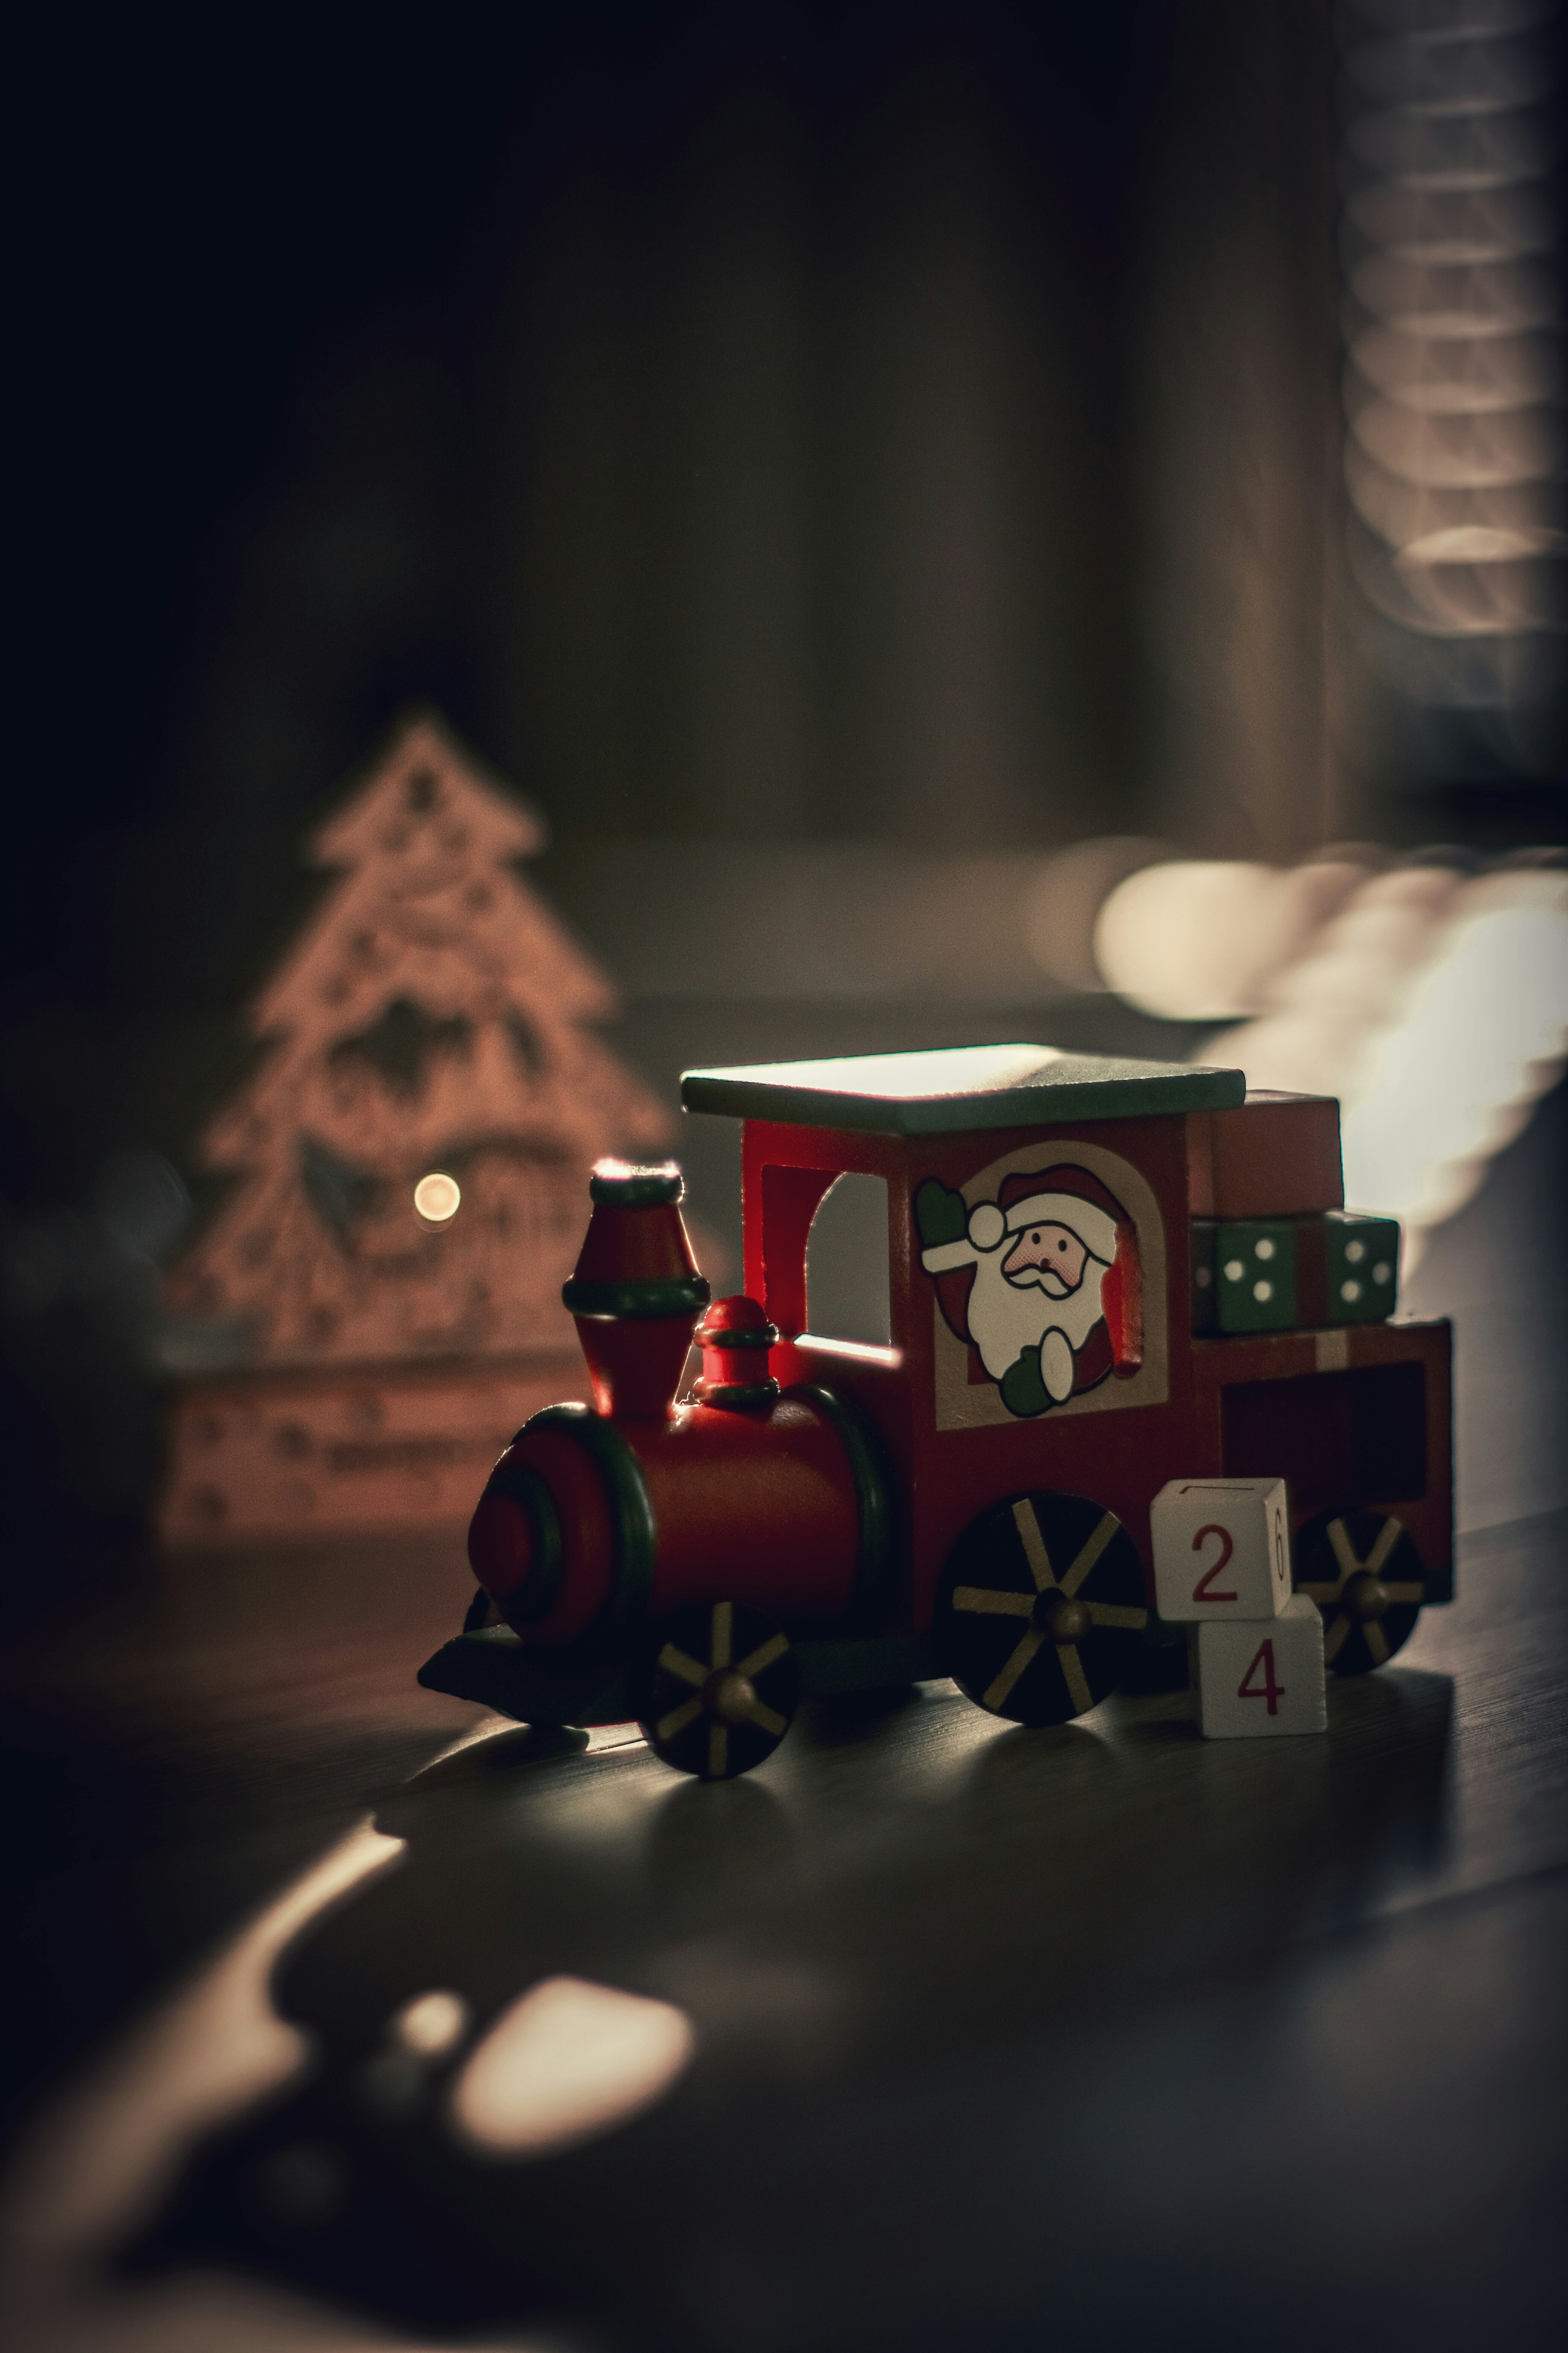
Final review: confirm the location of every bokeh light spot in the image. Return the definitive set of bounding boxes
[414,1172,461,1222]
[393,1989,471,2057]
[449,1976,695,2158]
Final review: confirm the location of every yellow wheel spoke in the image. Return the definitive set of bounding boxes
[710,1601,733,1671]
[1323,1612,1352,1665]
[647,1608,796,1776]
[735,1630,788,1679]
[1058,1643,1093,1716]
[655,1695,702,1742]
[658,1644,708,1688]
[1062,1510,1118,1597]
[1085,1601,1147,1629]
[1327,1512,1405,1591]
[1365,1517,1404,1577]
[982,1626,1046,1711]
[1296,1584,1340,1606]
[1011,1499,1056,1592]
[1381,1581,1423,1605]
[1364,1619,1390,1666]
[1325,1519,1359,1592]
[953,1584,1033,1617]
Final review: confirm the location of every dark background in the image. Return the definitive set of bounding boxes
[1,2,1344,1175]
[4,1,1564,1567]
[1,12,1564,2347]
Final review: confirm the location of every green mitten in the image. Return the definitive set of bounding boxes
[915,1178,967,1249]
[1000,1347,1050,1418]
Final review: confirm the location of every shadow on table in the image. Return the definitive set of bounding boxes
[115,1665,1469,2350]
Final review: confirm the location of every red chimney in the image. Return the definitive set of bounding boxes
[562,1162,710,1418]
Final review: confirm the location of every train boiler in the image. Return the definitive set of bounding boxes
[419,1045,1454,1777]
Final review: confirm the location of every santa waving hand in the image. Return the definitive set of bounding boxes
[915,1164,1140,1417]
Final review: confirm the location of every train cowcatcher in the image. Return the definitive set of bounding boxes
[419,1044,1453,1778]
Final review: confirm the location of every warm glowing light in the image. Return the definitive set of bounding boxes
[414,1171,461,1222]
[1205,866,1568,1264]
[393,1989,471,2058]
[1092,861,1364,1020]
[1338,886,1568,1238]
[448,1975,696,2157]
[1339,0,1564,718]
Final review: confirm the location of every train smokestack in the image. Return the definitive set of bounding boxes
[562,1161,710,1418]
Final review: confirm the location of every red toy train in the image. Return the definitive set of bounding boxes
[419,1045,1452,1778]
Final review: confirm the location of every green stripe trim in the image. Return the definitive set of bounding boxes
[482,1456,566,1624]
[695,1378,781,1412]
[523,1402,658,1633]
[782,1382,896,1626]
[562,1273,711,1320]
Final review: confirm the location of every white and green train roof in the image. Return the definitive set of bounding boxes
[680,1044,1246,1136]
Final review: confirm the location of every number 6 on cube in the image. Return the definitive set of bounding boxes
[1150,1476,1292,1623]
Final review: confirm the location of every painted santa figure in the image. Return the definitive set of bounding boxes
[916,1164,1141,1417]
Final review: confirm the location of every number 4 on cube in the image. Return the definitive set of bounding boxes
[1150,1476,1291,1624]
[1193,1595,1327,1739]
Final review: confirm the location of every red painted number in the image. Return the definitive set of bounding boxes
[1192,1523,1238,1603]
[1238,1639,1285,1715]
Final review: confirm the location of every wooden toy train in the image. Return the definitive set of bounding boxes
[419,1046,1452,1778]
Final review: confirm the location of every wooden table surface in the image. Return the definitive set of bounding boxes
[1,1501,1564,2353]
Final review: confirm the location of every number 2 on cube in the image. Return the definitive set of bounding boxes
[1238,1637,1285,1715]
[1192,1523,1238,1604]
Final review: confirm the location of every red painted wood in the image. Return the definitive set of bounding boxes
[574,1314,699,1421]
[481,1424,616,1644]
[567,1181,708,1416]
[1187,1092,1344,1219]
[572,1196,701,1285]
[469,1079,1452,1674]
[631,1398,862,1622]
[695,1294,775,1389]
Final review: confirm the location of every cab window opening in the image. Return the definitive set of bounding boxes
[806,1172,891,1347]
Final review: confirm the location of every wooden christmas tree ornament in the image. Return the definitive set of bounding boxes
[160,715,668,1544]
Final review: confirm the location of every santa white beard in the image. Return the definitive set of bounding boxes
[966,1249,1111,1392]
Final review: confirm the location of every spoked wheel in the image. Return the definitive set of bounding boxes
[935,1490,1149,1726]
[1294,1508,1425,1675]
[633,1601,800,1780]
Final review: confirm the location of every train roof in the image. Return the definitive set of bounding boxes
[680,1044,1246,1136]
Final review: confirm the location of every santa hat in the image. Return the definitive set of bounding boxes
[993,1165,1123,1265]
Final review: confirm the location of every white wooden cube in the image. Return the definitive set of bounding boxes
[1192,1592,1326,1739]
[1150,1476,1292,1624]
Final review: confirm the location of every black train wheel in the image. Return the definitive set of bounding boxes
[633,1601,800,1780]
[934,1491,1149,1727]
[1294,1508,1425,1675]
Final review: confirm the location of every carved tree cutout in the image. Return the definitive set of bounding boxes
[168,715,668,1365]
